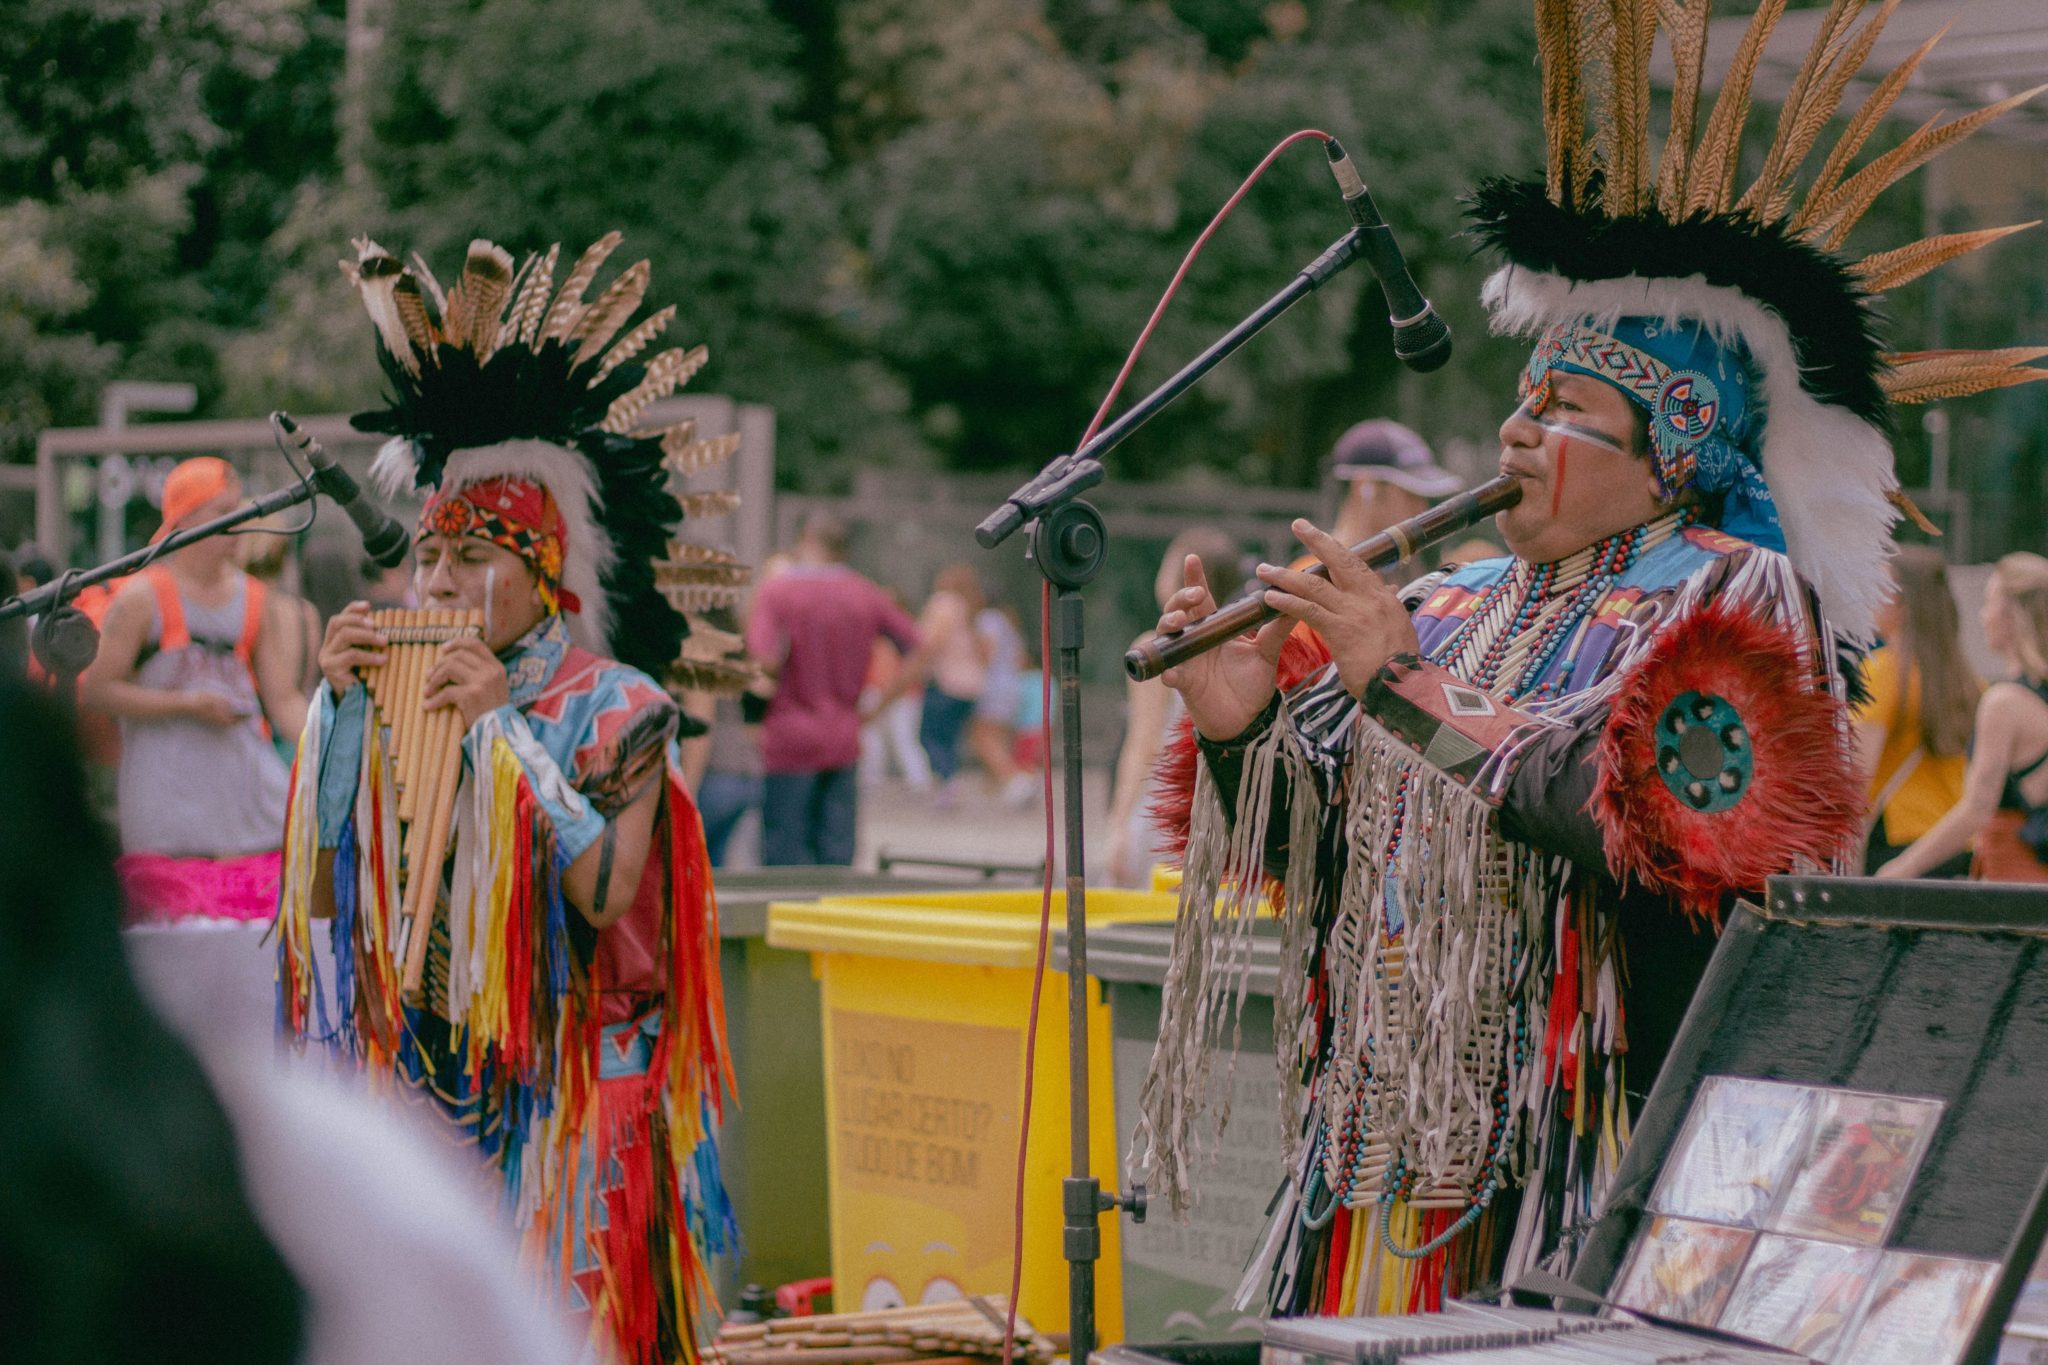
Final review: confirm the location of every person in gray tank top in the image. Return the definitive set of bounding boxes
[81,458,308,920]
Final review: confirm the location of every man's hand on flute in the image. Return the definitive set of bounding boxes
[1157,553,1291,741]
[1257,518,1419,700]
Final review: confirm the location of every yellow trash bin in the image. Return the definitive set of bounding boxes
[766,890,1175,1342]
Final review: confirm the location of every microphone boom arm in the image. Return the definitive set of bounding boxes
[976,226,1371,547]
[0,478,320,626]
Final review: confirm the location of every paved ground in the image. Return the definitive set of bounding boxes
[718,769,1113,881]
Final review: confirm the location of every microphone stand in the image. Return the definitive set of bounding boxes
[976,224,1371,1359]
[0,475,322,692]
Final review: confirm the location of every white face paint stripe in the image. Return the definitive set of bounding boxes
[1510,394,1634,459]
[483,563,495,642]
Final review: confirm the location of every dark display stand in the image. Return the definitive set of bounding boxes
[1571,875,2048,1365]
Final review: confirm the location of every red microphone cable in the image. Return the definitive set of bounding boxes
[1000,126,1333,1365]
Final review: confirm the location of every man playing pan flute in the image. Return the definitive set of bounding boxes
[278,231,754,1365]
[1130,0,2046,1321]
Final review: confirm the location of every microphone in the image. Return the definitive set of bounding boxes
[271,412,410,568]
[1325,138,1452,373]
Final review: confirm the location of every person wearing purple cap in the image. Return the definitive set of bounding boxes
[1326,419,1466,588]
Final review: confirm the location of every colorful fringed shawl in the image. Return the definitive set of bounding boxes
[278,615,733,1364]
[1131,528,1860,1320]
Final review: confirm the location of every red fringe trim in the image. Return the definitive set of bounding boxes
[1590,600,1860,925]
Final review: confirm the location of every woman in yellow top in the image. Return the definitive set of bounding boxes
[1855,547,1979,876]
[1878,553,2048,883]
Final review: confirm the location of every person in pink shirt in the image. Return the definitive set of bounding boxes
[745,514,925,864]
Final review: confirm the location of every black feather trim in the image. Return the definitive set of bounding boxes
[1466,178,1892,434]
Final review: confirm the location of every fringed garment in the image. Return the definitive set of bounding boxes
[1131,522,1861,1318]
[277,614,734,1364]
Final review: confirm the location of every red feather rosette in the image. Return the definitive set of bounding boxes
[1591,600,1860,924]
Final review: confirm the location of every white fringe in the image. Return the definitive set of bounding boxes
[1126,717,1300,1217]
[1321,723,1553,1208]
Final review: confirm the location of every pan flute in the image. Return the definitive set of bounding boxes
[359,608,485,1000]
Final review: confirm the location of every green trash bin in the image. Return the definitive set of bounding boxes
[1083,918,1290,1341]
[714,868,1024,1308]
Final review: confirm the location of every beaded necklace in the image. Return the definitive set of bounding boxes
[1430,511,1691,702]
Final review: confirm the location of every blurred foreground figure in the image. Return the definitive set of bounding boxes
[1131,0,2044,1319]
[0,678,303,1364]
[279,232,754,1363]
[0,680,582,1365]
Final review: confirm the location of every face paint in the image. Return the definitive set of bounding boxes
[1509,391,1630,519]
[483,563,496,643]
[1508,392,1634,460]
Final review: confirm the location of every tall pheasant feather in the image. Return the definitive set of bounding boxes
[1737,0,1865,217]
[1855,223,2040,294]
[1536,0,1591,202]
[1653,0,1711,216]
[1793,22,1948,232]
[1748,0,1901,222]
[1684,0,1787,215]
[1882,348,2048,405]
[1811,83,2048,249]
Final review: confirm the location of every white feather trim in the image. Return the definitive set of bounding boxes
[435,439,613,656]
[369,437,422,499]
[1482,265,1898,643]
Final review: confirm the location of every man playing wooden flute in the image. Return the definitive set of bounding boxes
[277,232,753,1365]
[1129,0,2046,1321]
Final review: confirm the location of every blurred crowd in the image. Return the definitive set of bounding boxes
[8,438,2048,927]
[697,513,1046,870]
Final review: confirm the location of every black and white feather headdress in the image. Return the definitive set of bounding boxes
[342,232,757,691]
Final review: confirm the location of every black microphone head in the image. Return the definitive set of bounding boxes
[360,519,411,570]
[1392,308,1453,373]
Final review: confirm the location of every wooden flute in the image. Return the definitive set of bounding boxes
[1123,472,1523,682]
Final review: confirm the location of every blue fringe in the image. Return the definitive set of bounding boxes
[690,1099,741,1256]
[328,815,359,1054]
[544,840,571,1003]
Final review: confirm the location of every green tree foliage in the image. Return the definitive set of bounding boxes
[0,0,340,458]
[837,0,1540,486]
[15,0,2039,551]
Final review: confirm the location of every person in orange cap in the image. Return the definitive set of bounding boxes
[80,456,309,923]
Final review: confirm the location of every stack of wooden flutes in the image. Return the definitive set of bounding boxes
[708,1296,1058,1365]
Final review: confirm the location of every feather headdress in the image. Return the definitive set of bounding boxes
[342,233,757,692]
[1478,0,2046,643]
